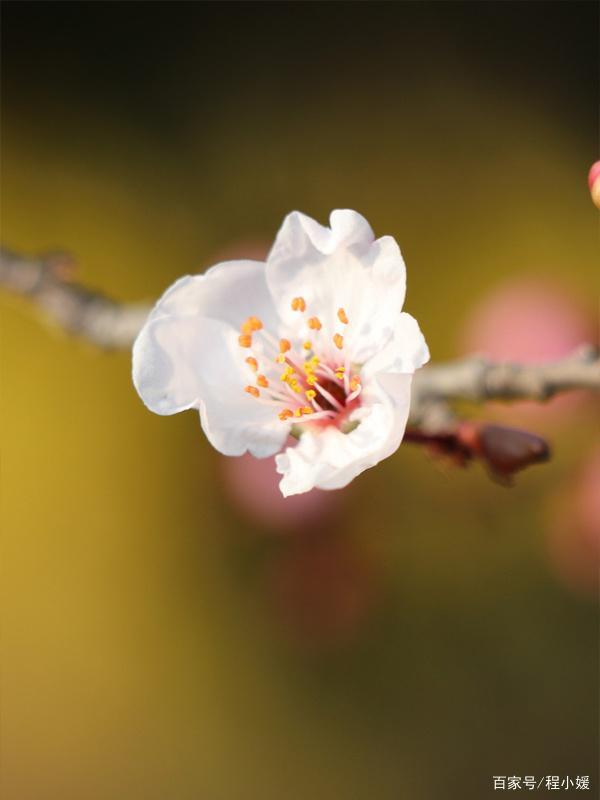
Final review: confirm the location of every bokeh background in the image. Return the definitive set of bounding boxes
[1,2,598,798]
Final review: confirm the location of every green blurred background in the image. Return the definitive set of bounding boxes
[1,2,598,798]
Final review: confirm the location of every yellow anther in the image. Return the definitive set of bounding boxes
[333,333,344,350]
[279,338,291,353]
[302,406,313,415]
[280,366,295,382]
[238,334,252,348]
[278,408,293,421]
[308,317,322,331]
[291,296,306,312]
[245,385,260,398]
[290,381,302,394]
[305,389,316,400]
[350,375,361,391]
[294,408,303,417]
[303,341,312,350]
[335,366,345,374]
[247,316,263,331]
[337,308,349,324]
[245,357,258,372]
[307,375,317,386]
[257,374,269,388]
[276,354,286,363]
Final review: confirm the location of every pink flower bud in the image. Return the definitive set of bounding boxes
[588,161,600,209]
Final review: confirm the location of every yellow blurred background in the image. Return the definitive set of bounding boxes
[1,3,598,799]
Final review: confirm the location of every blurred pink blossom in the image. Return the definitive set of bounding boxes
[265,531,379,647]
[219,446,343,531]
[459,278,596,425]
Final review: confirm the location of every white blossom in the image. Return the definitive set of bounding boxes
[132,210,429,496]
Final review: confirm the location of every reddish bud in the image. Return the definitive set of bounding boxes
[477,424,550,480]
[405,423,551,484]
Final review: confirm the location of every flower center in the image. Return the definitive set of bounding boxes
[237,296,362,429]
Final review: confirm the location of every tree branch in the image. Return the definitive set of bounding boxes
[2,245,599,441]
[0,246,151,348]
[410,345,600,431]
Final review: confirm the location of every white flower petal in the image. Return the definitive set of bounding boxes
[133,314,203,415]
[266,211,407,361]
[362,312,430,378]
[276,374,413,496]
[268,209,374,262]
[144,259,279,332]
[133,314,287,457]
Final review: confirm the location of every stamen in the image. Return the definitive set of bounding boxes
[314,381,345,412]
[239,303,363,429]
[241,316,263,335]
[247,316,263,331]
[347,374,362,401]
[316,362,342,383]
[346,383,362,403]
